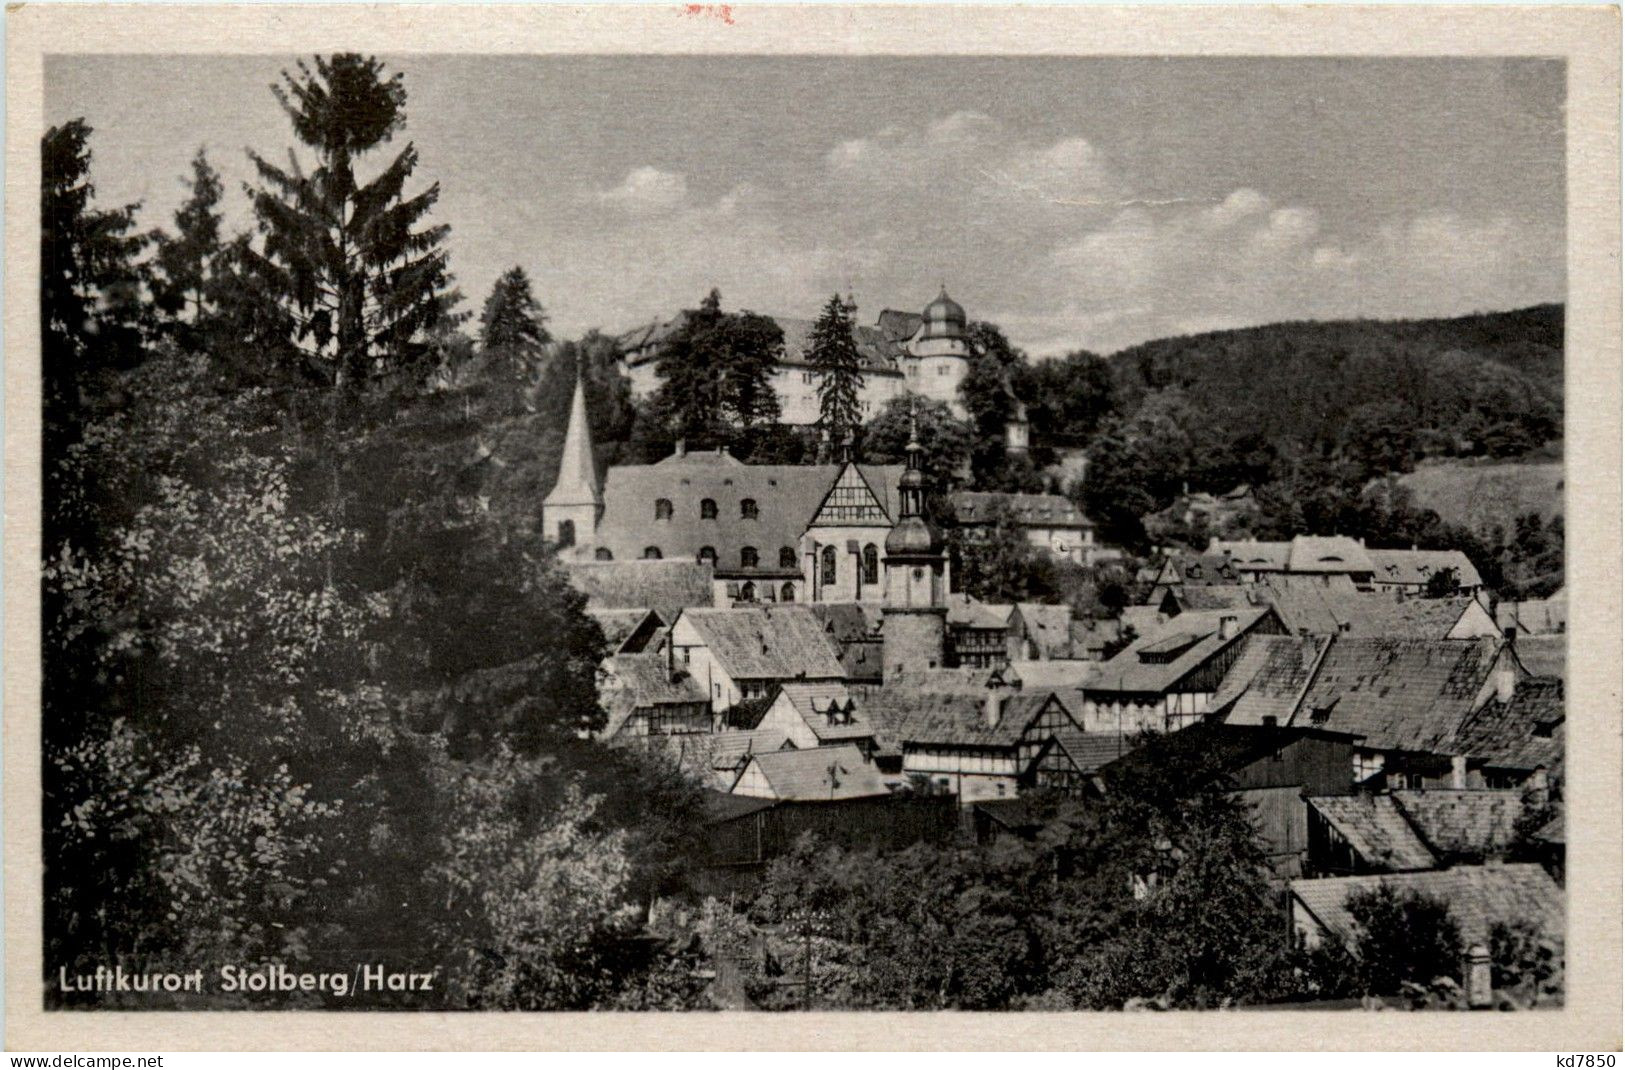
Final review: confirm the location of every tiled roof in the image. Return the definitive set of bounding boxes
[1178,585,1255,610]
[875,308,923,343]
[1014,603,1075,658]
[807,603,877,644]
[945,593,1009,630]
[1088,607,1276,695]
[865,687,1080,749]
[1259,585,1487,639]
[774,682,877,743]
[615,729,794,791]
[588,608,664,654]
[1211,635,1333,727]
[679,605,847,682]
[602,652,705,714]
[1007,659,1100,691]
[1291,637,1506,754]
[1070,618,1124,656]
[1512,635,1565,681]
[1497,588,1567,635]
[592,453,903,572]
[1451,676,1564,772]
[950,491,1092,530]
[1308,795,1437,871]
[1368,548,1484,589]
[1049,727,1141,773]
[736,743,890,801]
[1287,535,1375,574]
[1391,789,1527,858]
[1290,864,1562,946]
[1208,539,1291,572]
[1100,722,1359,788]
[565,560,715,621]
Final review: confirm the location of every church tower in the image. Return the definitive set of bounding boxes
[542,368,603,548]
[881,415,948,680]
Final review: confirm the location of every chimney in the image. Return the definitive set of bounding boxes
[1450,754,1468,789]
[984,692,1005,729]
[1218,615,1238,641]
[674,437,687,459]
[1496,658,1516,705]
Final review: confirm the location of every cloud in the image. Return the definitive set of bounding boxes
[595,166,689,214]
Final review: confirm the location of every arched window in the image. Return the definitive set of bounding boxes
[740,498,758,520]
[821,544,837,585]
[595,547,613,561]
[643,546,662,560]
[779,546,798,569]
[557,519,576,547]
[655,498,673,521]
[740,546,759,569]
[740,581,756,602]
[698,546,717,566]
[780,582,796,602]
[700,498,717,520]
[862,543,880,585]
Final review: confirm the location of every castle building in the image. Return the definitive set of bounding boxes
[616,287,977,422]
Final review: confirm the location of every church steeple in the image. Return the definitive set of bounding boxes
[881,403,947,679]
[542,366,603,547]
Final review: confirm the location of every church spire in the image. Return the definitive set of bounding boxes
[542,365,602,546]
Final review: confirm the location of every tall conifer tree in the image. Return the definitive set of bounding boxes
[150,149,225,338]
[478,266,551,381]
[245,54,458,392]
[808,293,865,446]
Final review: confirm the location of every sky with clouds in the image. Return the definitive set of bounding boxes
[48,55,1564,357]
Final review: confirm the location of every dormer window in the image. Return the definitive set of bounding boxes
[741,498,759,520]
[655,498,673,521]
[741,546,759,569]
[642,546,663,560]
[780,546,798,568]
[701,498,718,520]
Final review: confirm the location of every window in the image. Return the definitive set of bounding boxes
[740,581,757,602]
[862,543,880,585]
[938,365,950,376]
[700,498,717,520]
[780,581,796,602]
[557,519,576,547]
[698,546,717,566]
[594,547,613,561]
[655,498,673,521]
[821,545,837,585]
[802,371,815,385]
[740,546,759,569]
[779,546,798,568]
[642,546,662,560]
[740,498,758,520]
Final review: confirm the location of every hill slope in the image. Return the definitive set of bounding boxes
[1105,305,1563,454]
[1395,459,1564,531]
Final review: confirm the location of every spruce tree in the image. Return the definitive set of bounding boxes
[809,293,865,446]
[245,54,458,392]
[149,148,224,342]
[478,266,550,380]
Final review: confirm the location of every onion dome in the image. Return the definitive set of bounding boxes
[918,286,967,341]
[886,514,943,557]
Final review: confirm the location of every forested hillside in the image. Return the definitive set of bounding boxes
[1106,305,1563,460]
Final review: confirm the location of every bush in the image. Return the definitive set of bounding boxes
[1345,884,1462,996]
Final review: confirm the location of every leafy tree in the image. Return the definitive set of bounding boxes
[478,266,550,381]
[1344,884,1462,996]
[863,395,973,488]
[1342,400,1418,481]
[1423,566,1461,599]
[961,321,1025,485]
[808,293,865,444]
[651,289,783,444]
[245,53,459,392]
[1022,349,1116,447]
[949,500,1057,604]
[1079,419,1157,552]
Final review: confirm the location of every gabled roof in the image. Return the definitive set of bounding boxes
[1177,585,1255,610]
[1099,722,1360,788]
[1367,548,1484,589]
[1208,539,1291,572]
[1307,794,1438,872]
[1048,728,1141,773]
[588,608,666,655]
[1289,864,1562,946]
[599,652,709,736]
[866,688,1080,749]
[1451,676,1564,772]
[1212,634,1334,727]
[735,743,890,801]
[1007,659,1099,691]
[566,560,715,621]
[875,308,923,343]
[1013,603,1075,658]
[950,491,1092,530]
[678,605,847,681]
[595,455,851,570]
[773,682,877,743]
[1259,585,1490,639]
[808,602,879,644]
[1293,637,1507,754]
[946,593,1009,630]
[1391,789,1527,858]
[614,729,794,791]
[1088,607,1276,695]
